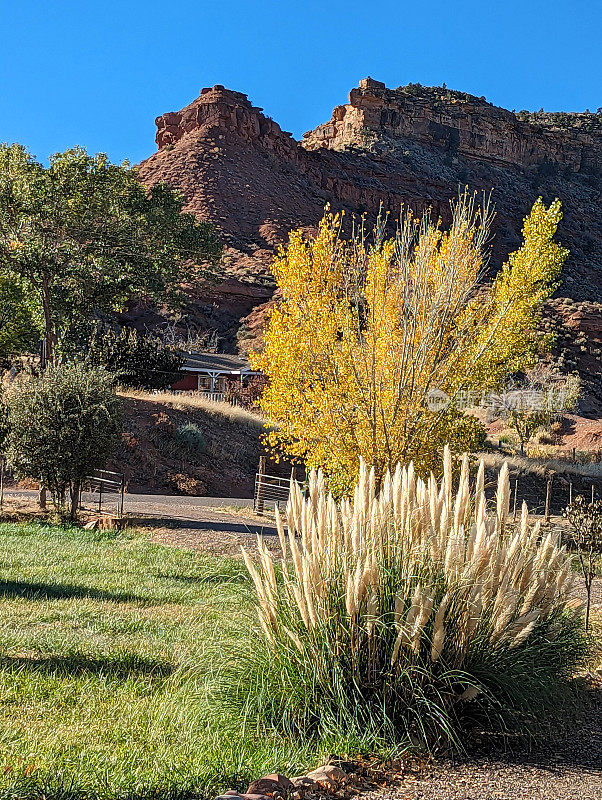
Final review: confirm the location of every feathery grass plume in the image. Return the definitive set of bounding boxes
[239,453,589,751]
[430,591,450,662]
[496,461,510,532]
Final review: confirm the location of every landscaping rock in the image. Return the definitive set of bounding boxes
[304,771,338,790]
[215,794,272,800]
[327,760,360,777]
[217,760,355,800]
[314,765,349,784]
[241,793,273,800]
[247,774,295,797]
[215,795,246,800]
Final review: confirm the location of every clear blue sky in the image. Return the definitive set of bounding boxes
[1,0,601,165]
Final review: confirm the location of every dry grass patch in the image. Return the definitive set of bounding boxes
[118,388,266,430]
[478,450,602,480]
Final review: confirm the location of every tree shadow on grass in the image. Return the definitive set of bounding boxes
[131,514,278,538]
[0,579,144,604]
[0,652,174,679]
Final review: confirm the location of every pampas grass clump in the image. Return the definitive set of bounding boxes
[239,448,588,750]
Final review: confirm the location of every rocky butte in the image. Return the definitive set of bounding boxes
[137,78,602,405]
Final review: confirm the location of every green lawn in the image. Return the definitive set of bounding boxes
[0,523,320,800]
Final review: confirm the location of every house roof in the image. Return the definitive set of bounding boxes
[180,351,254,374]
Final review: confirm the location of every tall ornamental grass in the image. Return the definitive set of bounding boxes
[239,449,588,750]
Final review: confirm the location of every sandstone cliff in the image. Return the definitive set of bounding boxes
[136,79,602,402]
[304,79,602,173]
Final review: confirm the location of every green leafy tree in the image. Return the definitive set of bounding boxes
[5,363,122,519]
[86,325,184,389]
[0,144,222,361]
[0,272,40,364]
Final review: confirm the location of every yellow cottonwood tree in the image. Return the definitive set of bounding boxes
[252,195,567,494]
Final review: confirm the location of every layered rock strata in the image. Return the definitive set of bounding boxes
[137,80,602,366]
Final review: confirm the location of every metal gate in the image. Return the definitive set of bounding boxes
[253,457,303,514]
[80,469,125,518]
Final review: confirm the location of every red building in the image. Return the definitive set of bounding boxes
[171,352,258,396]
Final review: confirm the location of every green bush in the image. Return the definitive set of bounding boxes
[5,363,122,518]
[236,452,589,752]
[174,422,206,455]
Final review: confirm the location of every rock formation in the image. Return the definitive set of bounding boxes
[304,78,602,173]
[136,79,602,401]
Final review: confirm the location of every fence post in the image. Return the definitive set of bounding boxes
[120,476,125,518]
[544,475,552,522]
[569,481,573,505]
[592,485,595,504]
[255,456,266,515]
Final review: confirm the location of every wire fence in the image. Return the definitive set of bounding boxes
[251,458,602,521]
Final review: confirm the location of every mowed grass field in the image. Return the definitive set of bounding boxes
[0,523,319,800]
[0,522,598,800]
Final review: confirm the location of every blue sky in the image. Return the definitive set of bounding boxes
[1,0,601,165]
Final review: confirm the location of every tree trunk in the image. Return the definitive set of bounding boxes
[54,485,66,515]
[41,277,54,364]
[39,483,47,510]
[69,481,81,521]
[585,578,592,630]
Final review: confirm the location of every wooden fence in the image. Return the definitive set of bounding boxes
[156,389,248,406]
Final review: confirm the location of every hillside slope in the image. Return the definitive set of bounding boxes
[136,79,602,407]
[139,79,602,319]
[110,392,265,497]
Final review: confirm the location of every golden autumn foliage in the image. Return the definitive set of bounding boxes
[252,195,567,494]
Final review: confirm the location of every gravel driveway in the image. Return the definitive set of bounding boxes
[133,503,279,557]
[361,690,601,800]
